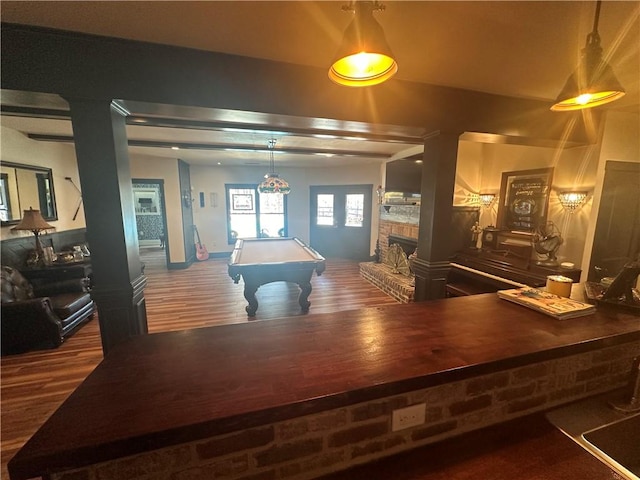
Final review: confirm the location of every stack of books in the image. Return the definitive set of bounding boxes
[497,287,596,320]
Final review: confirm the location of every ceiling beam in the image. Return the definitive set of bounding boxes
[26,134,394,159]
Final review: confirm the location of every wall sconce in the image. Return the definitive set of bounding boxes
[558,191,588,213]
[479,193,496,208]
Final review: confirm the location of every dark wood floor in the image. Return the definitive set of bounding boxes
[0,249,398,479]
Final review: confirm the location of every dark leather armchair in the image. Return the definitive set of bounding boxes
[1,266,95,355]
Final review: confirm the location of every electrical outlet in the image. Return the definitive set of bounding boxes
[391,403,426,432]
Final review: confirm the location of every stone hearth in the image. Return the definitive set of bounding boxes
[359,262,414,303]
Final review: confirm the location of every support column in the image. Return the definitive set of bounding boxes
[412,131,461,301]
[67,98,147,355]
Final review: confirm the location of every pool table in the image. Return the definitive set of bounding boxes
[228,237,326,316]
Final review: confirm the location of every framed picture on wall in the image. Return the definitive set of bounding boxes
[497,168,553,233]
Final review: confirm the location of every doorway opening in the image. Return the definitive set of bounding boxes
[133,179,169,269]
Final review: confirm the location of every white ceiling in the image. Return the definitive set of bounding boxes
[1,1,639,168]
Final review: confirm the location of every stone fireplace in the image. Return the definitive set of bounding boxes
[388,234,418,257]
[360,206,420,303]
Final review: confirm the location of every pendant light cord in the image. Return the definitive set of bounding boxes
[592,0,601,34]
[586,0,602,50]
[268,139,276,175]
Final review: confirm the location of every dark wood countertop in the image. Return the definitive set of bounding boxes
[9,294,640,479]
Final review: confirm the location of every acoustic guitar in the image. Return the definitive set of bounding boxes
[193,225,209,261]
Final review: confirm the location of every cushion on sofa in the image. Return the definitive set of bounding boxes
[49,292,93,319]
[1,266,34,303]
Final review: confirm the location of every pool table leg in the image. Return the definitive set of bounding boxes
[298,281,312,313]
[244,284,259,317]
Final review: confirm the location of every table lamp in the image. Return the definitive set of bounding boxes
[11,207,55,260]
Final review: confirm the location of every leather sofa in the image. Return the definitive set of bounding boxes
[1,266,95,355]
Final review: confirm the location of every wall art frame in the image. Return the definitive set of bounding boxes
[496,167,554,233]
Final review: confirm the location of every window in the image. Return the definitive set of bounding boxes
[316,194,334,226]
[226,185,287,243]
[345,194,364,227]
[258,191,286,238]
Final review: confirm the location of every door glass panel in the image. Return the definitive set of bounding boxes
[316,194,334,226]
[259,192,285,237]
[345,194,364,227]
[229,188,257,238]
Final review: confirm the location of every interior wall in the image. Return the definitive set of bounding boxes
[0,126,86,240]
[0,125,382,262]
[189,163,382,256]
[453,138,601,269]
[453,140,483,207]
[4,110,636,273]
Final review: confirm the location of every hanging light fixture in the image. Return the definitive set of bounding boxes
[551,0,625,111]
[258,139,291,194]
[328,1,398,87]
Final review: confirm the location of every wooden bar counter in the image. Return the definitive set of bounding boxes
[9,293,640,480]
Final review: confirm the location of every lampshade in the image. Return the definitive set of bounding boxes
[328,1,398,87]
[551,1,625,111]
[11,207,55,255]
[259,175,291,194]
[11,207,55,233]
[258,140,291,194]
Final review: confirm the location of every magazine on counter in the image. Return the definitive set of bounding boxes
[497,287,596,320]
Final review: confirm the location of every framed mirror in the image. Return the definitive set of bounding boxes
[0,162,58,225]
[496,167,553,233]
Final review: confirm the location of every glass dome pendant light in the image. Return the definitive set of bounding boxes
[258,139,291,194]
[551,0,625,111]
[328,1,398,87]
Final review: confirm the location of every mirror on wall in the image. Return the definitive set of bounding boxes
[0,162,58,225]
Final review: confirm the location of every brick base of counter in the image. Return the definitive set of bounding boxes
[53,341,639,480]
[359,262,414,303]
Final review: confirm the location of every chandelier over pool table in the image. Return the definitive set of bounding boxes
[258,139,291,194]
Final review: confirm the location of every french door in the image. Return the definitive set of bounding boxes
[310,185,372,260]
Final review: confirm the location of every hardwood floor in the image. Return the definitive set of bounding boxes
[0,249,398,479]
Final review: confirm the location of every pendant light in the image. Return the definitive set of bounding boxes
[551,0,625,111]
[258,139,291,194]
[328,1,398,87]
